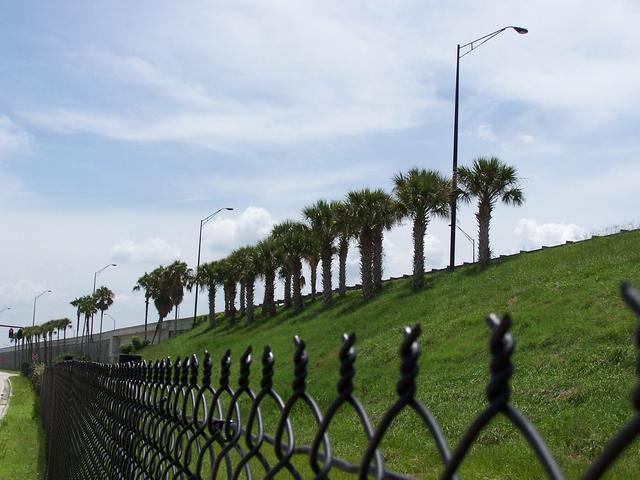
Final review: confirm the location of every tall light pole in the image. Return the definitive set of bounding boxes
[105,313,116,331]
[32,290,52,326]
[0,307,10,315]
[457,224,476,264]
[449,25,528,271]
[89,263,117,358]
[192,207,233,327]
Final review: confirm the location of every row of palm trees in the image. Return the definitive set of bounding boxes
[69,286,115,359]
[133,261,194,344]
[10,318,72,367]
[134,157,523,331]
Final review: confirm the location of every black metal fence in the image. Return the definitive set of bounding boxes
[40,283,640,479]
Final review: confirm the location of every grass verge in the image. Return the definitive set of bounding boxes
[144,230,640,478]
[0,375,45,480]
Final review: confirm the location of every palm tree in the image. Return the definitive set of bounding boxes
[304,239,320,302]
[334,201,356,297]
[197,261,224,329]
[303,200,340,308]
[272,221,311,313]
[346,189,384,300]
[234,246,259,324]
[217,257,238,322]
[393,168,451,289]
[255,238,280,317]
[457,157,524,264]
[149,266,173,344]
[166,261,194,339]
[57,318,72,357]
[371,189,398,292]
[94,286,115,361]
[70,297,83,341]
[133,272,153,342]
[78,295,97,358]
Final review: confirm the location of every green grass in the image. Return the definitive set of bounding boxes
[0,375,45,480]
[145,230,640,479]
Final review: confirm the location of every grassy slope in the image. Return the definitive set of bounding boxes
[0,375,45,480]
[145,230,640,479]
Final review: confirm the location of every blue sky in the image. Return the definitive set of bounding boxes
[1,0,639,347]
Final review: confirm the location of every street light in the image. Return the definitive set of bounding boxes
[87,263,117,358]
[0,307,10,315]
[449,25,527,271]
[94,263,117,295]
[105,313,116,332]
[192,207,233,327]
[457,224,476,264]
[32,290,52,326]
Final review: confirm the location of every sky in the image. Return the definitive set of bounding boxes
[1,0,639,348]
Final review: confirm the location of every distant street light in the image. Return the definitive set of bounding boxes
[0,307,10,315]
[192,207,234,327]
[457,224,476,264]
[105,313,116,332]
[32,290,52,326]
[449,25,528,271]
[88,263,117,358]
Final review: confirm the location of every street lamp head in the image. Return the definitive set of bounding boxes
[111,263,117,267]
[225,207,234,211]
[511,26,528,34]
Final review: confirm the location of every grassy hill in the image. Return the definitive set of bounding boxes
[144,230,640,479]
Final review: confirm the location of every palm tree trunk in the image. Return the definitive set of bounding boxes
[239,281,246,317]
[263,269,276,317]
[208,284,217,329]
[246,276,255,324]
[372,226,384,292]
[283,271,292,308]
[63,328,66,355]
[292,258,304,313]
[144,297,150,342]
[151,315,163,345]
[359,228,373,300]
[310,260,318,301]
[98,311,104,362]
[75,312,80,339]
[321,244,333,307]
[477,202,492,264]
[338,236,348,297]
[412,215,426,289]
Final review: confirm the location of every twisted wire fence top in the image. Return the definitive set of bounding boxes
[39,283,640,480]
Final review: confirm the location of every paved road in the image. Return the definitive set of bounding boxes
[0,371,16,420]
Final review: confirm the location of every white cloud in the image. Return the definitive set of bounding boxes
[0,116,31,158]
[477,124,497,142]
[203,207,274,251]
[515,218,587,251]
[111,238,181,264]
[0,279,46,303]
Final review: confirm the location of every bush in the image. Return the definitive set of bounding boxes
[28,363,46,393]
[119,338,150,355]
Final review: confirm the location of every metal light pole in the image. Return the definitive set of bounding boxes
[449,25,528,271]
[105,313,116,331]
[456,224,476,264]
[89,263,117,358]
[32,290,52,326]
[192,207,233,327]
[0,307,10,315]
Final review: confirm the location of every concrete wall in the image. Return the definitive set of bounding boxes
[0,316,193,369]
